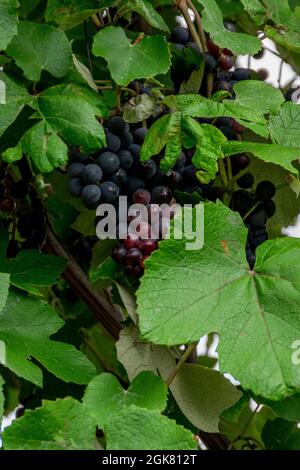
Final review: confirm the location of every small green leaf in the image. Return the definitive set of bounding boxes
[45,0,112,30]
[22,122,69,173]
[269,102,300,149]
[233,80,284,116]
[262,418,300,450]
[90,257,122,283]
[141,112,181,170]
[197,0,261,55]
[105,405,197,450]
[3,398,98,450]
[83,371,168,428]
[72,210,96,237]
[0,0,19,50]
[7,21,72,81]
[265,26,300,53]
[223,141,299,175]
[123,94,156,123]
[0,291,96,386]
[118,0,169,32]
[2,141,22,164]
[137,202,300,400]
[93,26,171,86]
[72,55,98,92]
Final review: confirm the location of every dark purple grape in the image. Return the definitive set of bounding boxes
[129,144,141,161]
[247,209,267,228]
[126,247,143,265]
[164,170,182,188]
[123,234,140,250]
[121,131,134,149]
[68,162,84,178]
[82,185,101,207]
[230,154,250,174]
[248,227,268,248]
[125,264,143,278]
[140,239,158,256]
[106,133,121,152]
[202,52,217,70]
[174,152,186,169]
[255,180,276,201]
[70,147,89,163]
[231,189,253,214]
[216,117,233,127]
[207,38,220,56]
[219,125,237,140]
[218,54,234,70]
[133,127,148,145]
[118,149,133,170]
[97,152,120,174]
[151,186,172,204]
[100,181,119,203]
[109,168,127,186]
[112,244,127,264]
[141,160,157,179]
[125,176,145,194]
[68,178,82,197]
[216,71,232,81]
[261,200,276,218]
[132,189,151,205]
[107,116,129,135]
[81,164,103,184]
[237,172,254,189]
[232,68,251,81]
[214,81,233,93]
[246,248,256,269]
[182,165,199,185]
[171,26,189,45]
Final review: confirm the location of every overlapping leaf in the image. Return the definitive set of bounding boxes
[0,0,19,50]
[45,0,112,30]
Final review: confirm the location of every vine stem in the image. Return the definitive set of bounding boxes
[91,14,102,29]
[177,0,203,52]
[218,158,229,188]
[186,0,207,51]
[166,342,197,386]
[242,201,260,221]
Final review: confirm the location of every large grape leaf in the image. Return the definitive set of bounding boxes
[269,102,300,149]
[0,291,96,386]
[233,80,284,116]
[92,26,171,86]
[83,371,168,428]
[0,0,18,50]
[0,72,32,138]
[6,21,72,81]
[35,84,106,156]
[45,0,112,30]
[137,202,300,400]
[2,398,98,450]
[105,406,197,450]
[118,0,169,32]
[223,141,300,175]
[197,0,261,55]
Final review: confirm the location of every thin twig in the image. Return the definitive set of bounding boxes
[166,342,197,386]
[186,0,207,51]
[177,0,203,52]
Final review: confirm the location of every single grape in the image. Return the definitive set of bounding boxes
[248,227,268,248]
[255,180,276,201]
[247,208,267,228]
[202,52,217,70]
[141,160,157,179]
[109,168,127,186]
[68,178,82,197]
[118,149,133,170]
[231,189,253,214]
[123,233,140,250]
[151,186,172,204]
[70,147,89,163]
[107,116,129,135]
[132,188,151,205]
[125,176,145,194]
[125,264,143,278]
[174,152,186,169]
[133,127,148,144]
[111,244,127,264]
[68,162,85,178]
[261,199,276,218]
[129,143,141,161]
[207,38,220,56]
[106,133,121,152]
[214,81,233,93]
[140,239,158,256]
[82,185,101,207]
[216,71,232,81]
[218,54,234,70]
[97,152,120,174]
[121,131,134,149]
[232,68,251,81]
[224,21,236,32]
[232,120,246,133]
[164,170,182,187]
[246,248,256,269]
[100,181,119,203]
[216,117,233,127]
[10,180,29,199]
[81,164,103,184]
[171,26,189,45]
[218,125,237,140]
[231,153,250,174]
[237,172,254,189]
[182,165,198,185]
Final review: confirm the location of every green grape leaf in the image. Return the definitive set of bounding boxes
[92,26,171,86]
[233,80,284,116]
[72,55,98,92]
[239,0,266,24]
[2,398,98,450]
[89,258,122,283]
[156,349,242,433]
[83,371,168,428]
[2,141,22,164]
[223,141,300,175]
[0,72,32,138]
[262,418,300,450]
[1,247,67,291]
[118,0,169,32]
[0,291,96,386]
[105,405,197,450]
[0,273,9,315]
[197,0,261,55]
[0,0,19,50]
[71,210,96,237]
[247,157,300,237]
[264,394,300,422]
[140,112,181,170]
[22,122,69,173]
[123,93,156,124]
[269,102,300,149]
[182,116,226,183]
[175,94,269,138]
[6,21,72,81]
[0,374,4,425]
[137,202,300,400]
[36,84,106,154]
[45,0,112,30]
[265,26,300,53]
